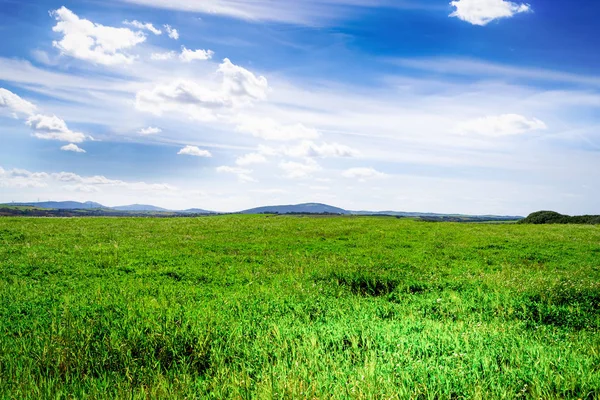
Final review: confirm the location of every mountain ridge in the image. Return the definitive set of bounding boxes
[2,201,523,219]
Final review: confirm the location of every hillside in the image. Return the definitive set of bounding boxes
[241,203,350,215]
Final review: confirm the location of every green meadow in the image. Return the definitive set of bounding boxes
[0,216,599,399]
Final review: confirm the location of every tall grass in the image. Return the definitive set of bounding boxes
[0,216,599,398]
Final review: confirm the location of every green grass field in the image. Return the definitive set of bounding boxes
[1,216,599,399]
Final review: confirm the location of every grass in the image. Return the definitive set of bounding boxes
[0,215,599,399]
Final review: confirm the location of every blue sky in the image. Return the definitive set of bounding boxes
[0,0,599,214]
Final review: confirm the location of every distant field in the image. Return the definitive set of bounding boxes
[0,216,599,399]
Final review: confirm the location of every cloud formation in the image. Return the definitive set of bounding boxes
[450,0,531,26]
[236,153,267,166]
[51,7,146,65]
[217,166,256,182]
[177,145,212,157]
[180,47,214,62]
[26,114,87,143]
[139,126,162,135]
[164,24,179,39]
[279,159,321,179]
[123,20,162,35]
[136,58,268,119]
[61,143,86,153]
[454,114,547,136]
[342,167,387,181]
[0,88,37,117]
[236,117,319,141]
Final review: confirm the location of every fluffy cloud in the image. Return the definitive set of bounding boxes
[51,7,146,65]
[219,59,268,101]
[26,114,87,143]
[136,58,268,119]
[260,141,359,158]
[138,126,162,135]
[450,0,531,26]
[216,166,256,182]
[61,143,86,153]
[180,47,214,62]
[177,145,212,157]
[236,117,319,141]
[0,88,37,117]
[236,153,268,166]
[342,167,387,181]
[453,114,547,136]
[123,20,162,35]
[279,159,321,179]
[164,24,179,40]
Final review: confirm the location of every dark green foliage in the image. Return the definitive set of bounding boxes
[0,216,599,398]
[521,210,600,224]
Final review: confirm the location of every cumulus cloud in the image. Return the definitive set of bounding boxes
[236,116,319,141]
[61,143,86,153]
[450,0,531,26]
[50,6,146,65]
[139,126,162,135]
[453,114,547,136]
[279,159,321,179]
[123,20,162,35]
[136,58,268,119]
[217,166,256,182]
[342,167,388,181]
[180,47,214,62]
[150,51,176,60]
[26,114,87,143]
[179,46,215,63]
[177,145,212,157]
[0,88,37,117]
[164,24,179,39]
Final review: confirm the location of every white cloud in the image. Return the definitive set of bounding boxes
[26,114,87,143]
[180,46,214,62]
[51,171,175,191]
[0,88,37,117]
[123,20,162,35]
[235,116,319,141]
[454,114,547,136]
[61,143,86,153]
[217,166,256,182]
[50,6,146,65]
[177,145,212,157]
[236,153,267,166]
[139,126,162,135]
[150,51,176,60]
[279,159,321,179]
[261,141,359,158]
[164,24,179,40]
[342,167,388,181]
[136,58,268,119]
[219,58,269,101]
[450,0,531,26]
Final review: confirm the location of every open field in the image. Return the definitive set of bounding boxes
[1,216,599,399]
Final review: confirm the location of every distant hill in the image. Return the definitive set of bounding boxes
[180,208,217,214]
[351,210,523,220]
[1,200,523,221]
[520,211,600,224]
[112,204,169,212]
[241,203,349,215]
[11,201,105,210]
